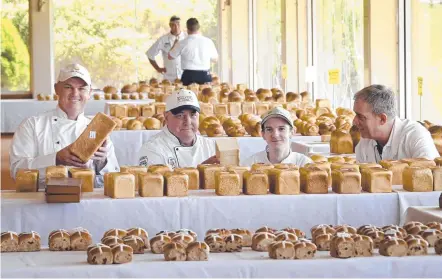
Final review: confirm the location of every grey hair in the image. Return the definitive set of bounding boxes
[353,84,397,118]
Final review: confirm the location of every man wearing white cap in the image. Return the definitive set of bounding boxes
[10,63,120,187]
[137,89,219,169]
[242,107,313,167]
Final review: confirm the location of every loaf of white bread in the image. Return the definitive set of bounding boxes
[15,169,39,192]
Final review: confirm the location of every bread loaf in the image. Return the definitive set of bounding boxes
[406,238,428,256]
[142,104,156,117]
[430,166,442,191]
[200,103,214,116]
[330,235,354,258]
[123,235,145,254]
[327,156,345,163]
[15,169,39,192]
[351,234,373,257]
[269,241,295,259]
[402,167,433,192]
[361,168,392,193]
[46,166,68,183]
[300,167,328,194]
[267,168,300,195]
[114,105,127,117]
[138,172,164,197]
[17,231,41,252]
[148,164,171,175]
[226,166,249,192]
[173,168,199,190]
[70,230,92,251]
[331,169,361,194]
[127,105,140,117]
[251,232,275,251]
[70,113,117,162]
[379,238,408,257]
[164,171,188,197]
[242,102,256,114]
[87,244,113,265]
[243,170,269,195]
[330,130,353,154]
[400,158,436,168]
[171,234,194,248]
[224,234,243,252]
[1,231,19,252]
[111,244,133,264]
[293,240,317,259]
[186,241,210,261]
[435,157,442,166]
[150,234,172,254]
[69,168,95,192]
[109,173,135,198]
[330,163,359,172]
[215,170,241,196]
[256,103,270,116]
[310,154,328,163]
[306,161,332,186]
[127,228,149,249]
[155,102,166,115]
[198,164,226,189]
[49,230,70,251]
[251,163,274,172]
[418,229,442,247]
[216,138,240,166]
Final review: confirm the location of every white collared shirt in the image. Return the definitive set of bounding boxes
[9,106,120,187]
[242,149,313,167]
[356,117,440,163]
[169,34,218,71]
[146,32,187,80]
[138,126,215,169]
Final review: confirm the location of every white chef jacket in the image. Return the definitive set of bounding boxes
[169,34,218,71]
[138,126,215,169]
[356,117,440,163]
[242,149,313,167]
[146,32,187,81]
[9,106,120,188]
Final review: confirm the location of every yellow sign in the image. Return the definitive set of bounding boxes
[282,64,288,79]
[328,69,340,84]
[417,77,423,96]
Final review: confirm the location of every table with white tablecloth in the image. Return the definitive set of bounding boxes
[2,248,441,278]
[404,206,442,223]
[110,130,322,166]
[395,188,442,225]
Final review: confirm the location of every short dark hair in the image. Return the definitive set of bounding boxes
[170,16,180,22]
[186,18,200,32]
[354,84,397,118]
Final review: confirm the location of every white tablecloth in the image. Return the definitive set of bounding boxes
[110,131,322,166]
[395,187,442,225]
[1,248,441,278]
[1,188,433,246]
[404,206,442,223]
[291,140,330,155]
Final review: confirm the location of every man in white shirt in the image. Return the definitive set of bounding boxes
[168,18,218,86]
[10,64,120,187]
[138,89,219,169]
[242,107,313,167]
[146,16,187,81]
[353,84,439,163]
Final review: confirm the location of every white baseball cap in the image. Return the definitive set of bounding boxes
[261,107,294,128]
[165,89,200,113]
[57,63,91,86]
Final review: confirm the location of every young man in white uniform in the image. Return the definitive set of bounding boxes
[138,89,219,169]
[168,18,218,86]
[242,107,313,167]
[146,16,187,81]
[9,64,120,187]
[353,84,439,163]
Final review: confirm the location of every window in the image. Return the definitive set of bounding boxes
[53,0,219,90]
[409,0,442,123]
[1,0,30,94]
[254,0,282,90]
[313,0,364,108]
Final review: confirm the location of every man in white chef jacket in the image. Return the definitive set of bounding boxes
[353,84,439,163]
[146,16,187,81]
[137,89,219,169]
[9,63,120,187]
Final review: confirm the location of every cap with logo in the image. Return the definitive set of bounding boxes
[261,107,294,128]
[57,63,91,86]
[165,89,200,114]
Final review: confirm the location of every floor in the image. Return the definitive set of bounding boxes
[1,134,15,190]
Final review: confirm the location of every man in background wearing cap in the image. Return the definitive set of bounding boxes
[168,18,218,86]
[9,63,120,187]
[242,107,313,167]
[146,16,187,81]
[138,89,219,169]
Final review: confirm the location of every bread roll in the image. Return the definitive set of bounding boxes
[1,231,19,252]
[102,229,127,240]
[418,229,442,247]
[251,232,275,251]
[70,230,92,251]
[87,244,113,265]
[150,234,172,254]
[49,230,70,251]
[148,164,171,175]
[17,231,41,252]
[204,234,226,252]
[312,227,336,241]
[163,242,187,262]
[143,117,161,130]
[351,234,373,257]
[206,123,224,137]
[224,234,243,252]
[293,240,317,259]
[426,222,442,230]
[171,234,194,248]
[313,233,333,251]
[407,224,429,236]
[186,241,210,261]
[227,229,252,247]
[123,235,145,254]
[435,157,442,166]
[330,235,354,258]
[275,231,298,243]
[406,238,428,256]
[127,228,149,249]
[404,234,424,242]
[256,89,272,101]
[126,119,143,130]
[111,244,133,264]
[335,115,353,132]
[199,116,220,135]
[300,167,328,194]
[255,226,277,234]
[435,239,442,254]
[101,236,123,248]
[379,238,408,257]
[269,241,295,259]
[357,225,380,235]
[365,230,385,248]
[402,166,433,192]
[243,170,269,195]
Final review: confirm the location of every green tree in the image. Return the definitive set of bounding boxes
[1,17,30,90]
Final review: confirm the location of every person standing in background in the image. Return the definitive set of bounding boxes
[168,18,218,86]
[146,16,187,81]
